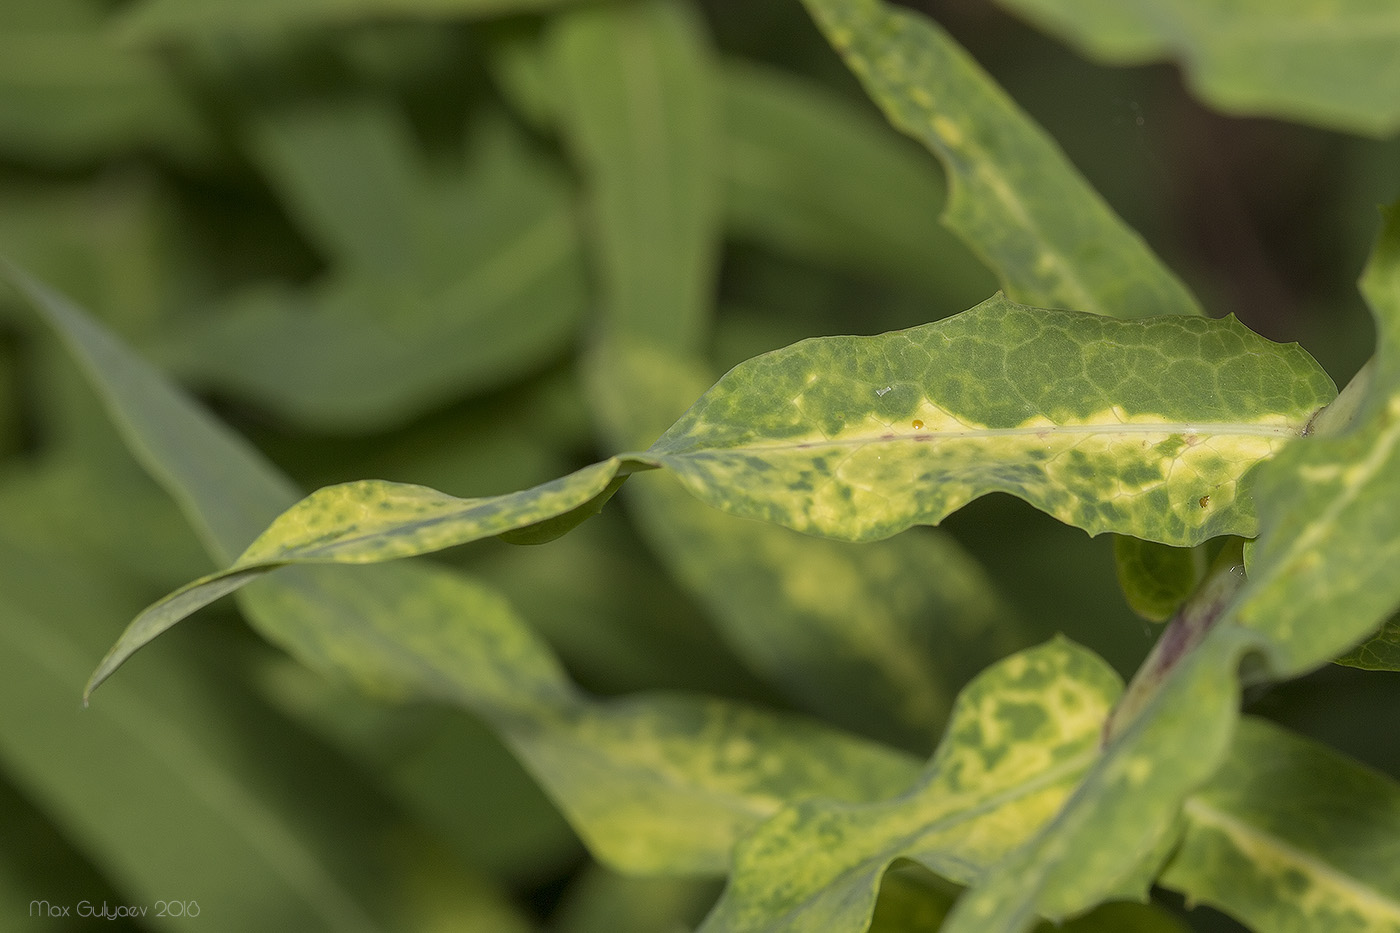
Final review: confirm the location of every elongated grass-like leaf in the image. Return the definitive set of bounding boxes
[799,0,1202,319]
[1160,717,1400,931]
[548,0,719,354]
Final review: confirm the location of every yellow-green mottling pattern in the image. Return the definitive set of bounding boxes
[587,338,1019,751]
[1229,206,1400,675]
[650,294,1335,546]
[940,624,1260,932]
[799,0,1202,320]
[1161,718,1400,932]
[10,259,922,877]
[244,562,921,875]
[698,638,1121,933]
[994,0,1400,137]
[938,206,1400,932]
[84,455,651,696]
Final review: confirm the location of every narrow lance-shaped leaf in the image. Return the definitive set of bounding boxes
[7,261,921,876]
[718,58,994,303]
[992,0,1400,137]
[799,0,1202,320]
[1160,717,1400,932]
[699,637,1124,933]
[84,455,651,697]
[1228,204,1400,675]
[547,0,720,354]
[648,294,1334,545]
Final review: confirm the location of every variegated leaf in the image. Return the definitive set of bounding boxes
[648,294,1334,545]
[698,638,1123,933]
[798,0,1201,319]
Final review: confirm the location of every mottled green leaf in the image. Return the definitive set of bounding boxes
[994,0,1400,137]
[118,0,589,39]
[1113,537,1206,622]
[648,294,1334,545]
[84,456,649,697]
[799,0,1202,319]
[163,112,588,431]
[14,262,920,876]
[1335,610,1400,671]
[936,206,1400,932]
[699,638,1123,933]
[588,337,1020,750]
[941,624,1258,932]
[719,59,993,302]
[1230,205,1400,676]
[1160,717,1400,932]
[548,0,720,354]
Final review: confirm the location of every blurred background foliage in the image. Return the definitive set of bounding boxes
[0,0,1395,929]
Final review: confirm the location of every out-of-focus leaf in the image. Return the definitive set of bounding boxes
[0,775,131,923]
[698,638,1123,933]
[478,511,774,700]
[163,112,588,431]
[1,260,301,564]
[0,524,403,933]
[720,58,992,303]
[1160,717,1400,931]
[0,175,194,339]
[118,0,590,39]
[548,0,720,354]
[17,263,921,876]
[0,0,212,165]
[647,295,1334,545]
[799,0,1202,319]
[245,97,420,277]
[1112,537,1206,623]
[1335,610,1400,670]
[994,0,1400,137]
[587,337,1020,750]
[551,864,720,933]
[253,653,582,883]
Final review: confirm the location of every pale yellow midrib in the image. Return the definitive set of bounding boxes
[690,420,1302,453]
[1180,796,1400,923]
